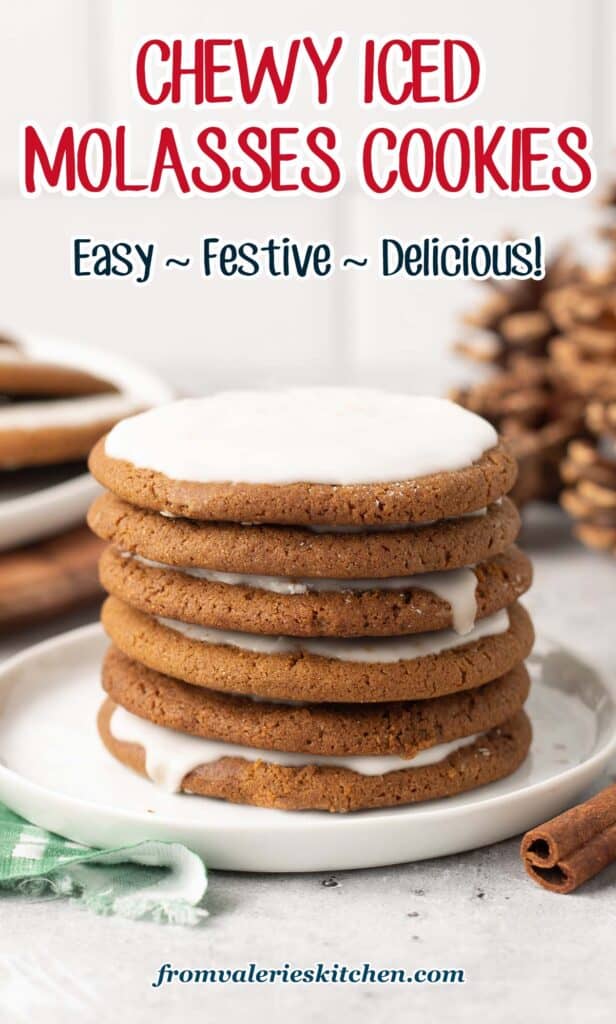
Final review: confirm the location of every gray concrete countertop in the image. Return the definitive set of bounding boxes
[0,506,614,1024]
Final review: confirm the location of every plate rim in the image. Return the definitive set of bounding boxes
[0,469,100,523]
[1,621,615,839]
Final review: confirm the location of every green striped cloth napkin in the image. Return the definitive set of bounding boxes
[0,803,208,925]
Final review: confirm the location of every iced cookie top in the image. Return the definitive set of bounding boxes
[90,388,515,526]
[104,389,497,485]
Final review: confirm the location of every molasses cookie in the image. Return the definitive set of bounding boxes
[87,493,521,578]
[102,645,530,756]
[89,390,517,526]
[101,595,534,703]
[0,342,116,396]
[0,394,142,469]
[98,699,532,812]
[98,544,532,637]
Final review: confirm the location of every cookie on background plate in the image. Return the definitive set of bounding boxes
[0,393,143,469]
[0,336,117,396]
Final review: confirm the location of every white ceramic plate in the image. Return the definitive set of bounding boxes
[0,624,614,873]
[0,334,173,551]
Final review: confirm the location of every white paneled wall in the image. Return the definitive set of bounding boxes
[0,2,91,181]
[0,0,606,391]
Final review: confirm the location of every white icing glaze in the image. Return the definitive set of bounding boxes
[109,705,482,793]
[128,555,478,634]
[104,389,497,485]
[156,608,509,663]
[0,393,140,429]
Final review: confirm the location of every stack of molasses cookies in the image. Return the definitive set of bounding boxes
[88,389,534,813]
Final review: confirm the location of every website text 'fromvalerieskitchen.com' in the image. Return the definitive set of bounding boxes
[151,963,466,987]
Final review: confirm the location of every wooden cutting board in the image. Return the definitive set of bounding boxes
[0,526,104,631]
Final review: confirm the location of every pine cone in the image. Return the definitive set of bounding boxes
[545,281,616,403]
[452,251,586,505]
[560,401,616,553]
[596,180,616,244]
[450,356,584,505]
[456,249,580,368]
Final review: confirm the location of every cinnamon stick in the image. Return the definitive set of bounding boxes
[520,783,616,893]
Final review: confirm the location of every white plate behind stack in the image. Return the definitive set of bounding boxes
[0,333,173,551]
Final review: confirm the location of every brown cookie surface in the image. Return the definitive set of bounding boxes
[101,596,534,702]
[103,645,530,756]
[0,396,142,470]
[88,493,520,578]
[0,361,116,397]
[98,700,532,812]
[98,544,532,637]
[89,437,517,526]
